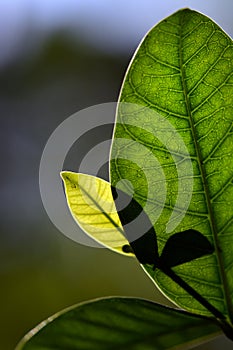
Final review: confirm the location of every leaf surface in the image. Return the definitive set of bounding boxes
[61,171,134,256]
[110,8,233,319]
[16,297,220,350]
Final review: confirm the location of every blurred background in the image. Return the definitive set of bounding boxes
[1,0,233,349]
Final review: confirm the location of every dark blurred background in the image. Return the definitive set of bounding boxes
[1,1,233,349]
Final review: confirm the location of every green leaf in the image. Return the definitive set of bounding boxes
[110,8,233,320]
[61,171,134,256]
[16,297,221,350]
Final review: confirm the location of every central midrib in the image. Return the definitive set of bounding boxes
[70,175,125,236]
[178,12,232,318]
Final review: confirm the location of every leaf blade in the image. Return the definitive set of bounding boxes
[16,297,221,350]
[110,9,233,318]
[61,171,133,256]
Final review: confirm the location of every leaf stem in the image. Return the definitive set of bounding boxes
[159,264,233,341]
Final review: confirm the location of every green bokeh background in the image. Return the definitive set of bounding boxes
[1,1,232,349]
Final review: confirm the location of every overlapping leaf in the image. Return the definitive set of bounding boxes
[61,171,134,256]
[110,8,233,319]
[16,297,220,350]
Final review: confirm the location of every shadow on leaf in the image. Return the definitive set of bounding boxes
[111,185,159,264]
[111,186,214,268]
[160,229,214,268]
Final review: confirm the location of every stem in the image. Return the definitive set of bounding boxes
[158,264,233,341]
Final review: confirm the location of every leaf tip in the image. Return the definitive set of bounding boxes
[60,171,72,183]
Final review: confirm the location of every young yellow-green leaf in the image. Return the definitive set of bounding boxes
[16,297,221,350]
[110,8,233,320]
[61,171,134,256]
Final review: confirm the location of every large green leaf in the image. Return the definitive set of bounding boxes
[110,8,233,320]
[61,171,134,256]
[16,297,220,350]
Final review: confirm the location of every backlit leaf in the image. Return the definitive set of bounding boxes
[110,8,233,319]
[61,171,134,256]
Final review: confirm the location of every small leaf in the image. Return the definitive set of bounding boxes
[61,171,134,256]
[16,297,221,350]
[160,229,214,268]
